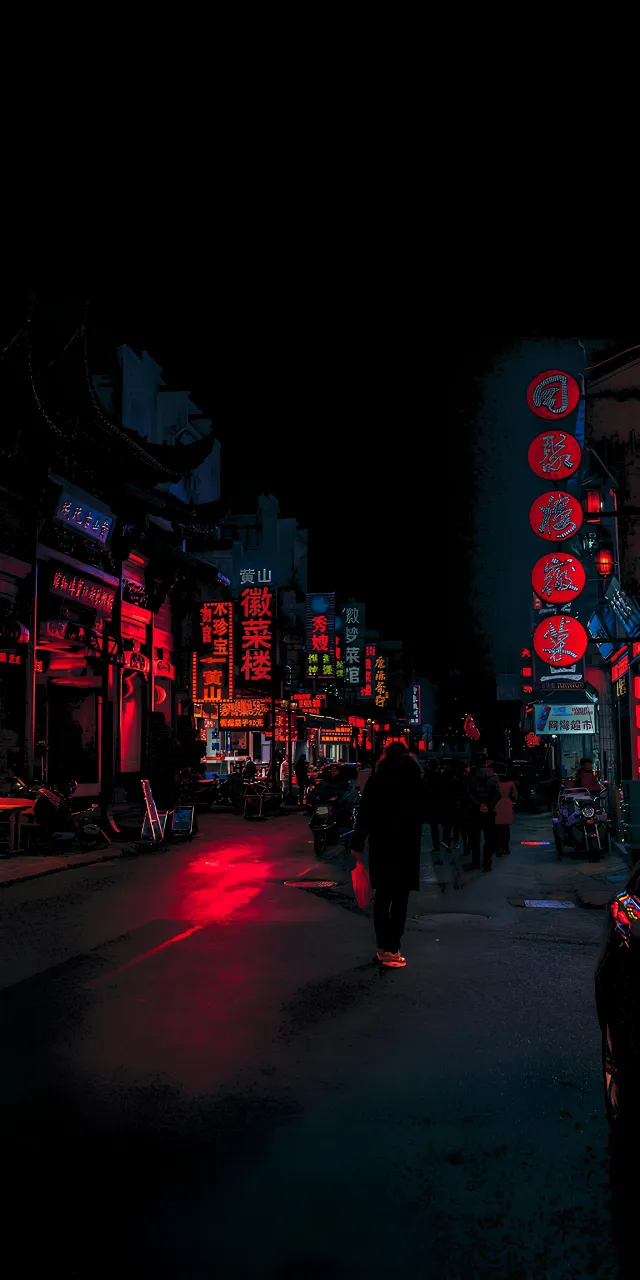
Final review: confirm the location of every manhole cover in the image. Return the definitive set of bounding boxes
[283,880,338,888]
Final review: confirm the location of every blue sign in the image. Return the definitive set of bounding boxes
[56,493,114,545]
[587,611,615,660]
[606,576,640,639]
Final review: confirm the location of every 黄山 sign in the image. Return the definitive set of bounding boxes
[533,615,588,667]
[198,601,234,702]
[529,491,583,542]
[526,370,580,420]
[528,430,582,481]
[532,551,585,603]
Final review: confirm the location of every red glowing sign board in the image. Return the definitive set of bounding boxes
[374,655,389,708]
[529,491,583,542]
[533,615,588,667]
[0,650,21,665]
[218,698,269,729]
[612,653,630,682]
[525,732,540,748]
[320,725,352,742]
[528,430,582,481]
[198,601,234,702]
[50,568,115,616]
[305,593,336,679]
[240,586,273,685]
[290,693,325,713]
[360,642,376,700]
[526,370,580,420]
[531,552,586,603]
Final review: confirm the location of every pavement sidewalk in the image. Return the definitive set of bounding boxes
[0,847,125,888]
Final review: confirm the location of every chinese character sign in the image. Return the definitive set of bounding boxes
[50,569,114,616]
[218,698,268,729]
[531,552,585,603]
[533,615,588,667]
[198,601,234,702]
[359,643,376,700]
[305,593,336,679]
[526,370,580,420]
[529,491,583,542]
[605,577,640,639]
[534,704,594,735]
[343,603,364,687]
[412,683,421,725]
[239,586,273,685]
[55,493,114,545]
[375,655,389,707]
[528,430,582,480]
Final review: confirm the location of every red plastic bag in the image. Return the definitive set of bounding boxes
[351,860,373,909]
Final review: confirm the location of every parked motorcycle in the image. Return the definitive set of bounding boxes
[32,780,112,850]
[178,768,220,811]
[243,779,283,819]
[553,784,611,861]
[309,778,360,856]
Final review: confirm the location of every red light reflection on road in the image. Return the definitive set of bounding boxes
[178,844,273,923]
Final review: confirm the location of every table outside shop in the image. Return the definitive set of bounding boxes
[0,799,36,852]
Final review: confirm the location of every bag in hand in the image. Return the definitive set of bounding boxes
[351,860,373,909]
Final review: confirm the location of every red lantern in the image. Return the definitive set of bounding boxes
[533,615,588,667]
[595,548,613,577]
[526,370,580,420]
[585,489,603,521]
[528,430,581,481]
[529,491,583,542]
[532,551,585,603]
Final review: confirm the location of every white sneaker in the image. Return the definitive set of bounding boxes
[381,950,407,968]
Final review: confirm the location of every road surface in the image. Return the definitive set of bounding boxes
[0,809,636,1278]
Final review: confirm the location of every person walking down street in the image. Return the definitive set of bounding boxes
[463,751,501,872]
[351,742,429,968]
[494,765,518,856]
[295,753,309,806]
[280,756,290,790]
[243,758,257,782]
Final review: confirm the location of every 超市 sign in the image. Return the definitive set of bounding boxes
[534,704,595,734]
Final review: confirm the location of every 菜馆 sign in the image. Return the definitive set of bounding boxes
[533,615,588,667]
[343,603,364,687]
[526,370,581,420]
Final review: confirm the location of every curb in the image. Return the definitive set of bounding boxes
[0,849,125,889]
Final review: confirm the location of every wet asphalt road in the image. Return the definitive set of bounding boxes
[0,810,637,1278]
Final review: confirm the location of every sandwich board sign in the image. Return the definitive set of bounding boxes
[141,779,165,843]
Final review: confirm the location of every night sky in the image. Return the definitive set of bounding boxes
[1,293,633,686]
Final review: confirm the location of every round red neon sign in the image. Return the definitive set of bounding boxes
[531,551,585,603]
[533,615,588,667]
[526,370,580,420]
[529,491,583,542]
[527,430,582,481]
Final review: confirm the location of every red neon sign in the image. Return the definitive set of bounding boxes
[240,587,273,684]
[612,654,630,682]
[533,615,588,667]
[199,601,234,702]
[526,370,580,420]
[528,430,582,481]
[529,491,583,542]
[531,551,585,603]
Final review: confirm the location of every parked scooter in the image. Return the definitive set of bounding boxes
[553,784,612,861]
[309,769,360,856]
[178,768,220,811]
[32,780,113,850]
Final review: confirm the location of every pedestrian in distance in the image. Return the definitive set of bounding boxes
[494,764,518,856]
[351,741,429,968]
[424,758,444,851]
[295,753,309,806]
[440,760,462,851]
[463,750,501,872]
[280,756,290,789]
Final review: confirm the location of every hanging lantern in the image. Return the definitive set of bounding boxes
[584,489,603,521]
[595,548,614,577]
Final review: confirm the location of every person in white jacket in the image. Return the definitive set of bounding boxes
[280,757,290,788]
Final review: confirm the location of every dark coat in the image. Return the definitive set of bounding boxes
[351,754,429,891]
[463,765,501,813]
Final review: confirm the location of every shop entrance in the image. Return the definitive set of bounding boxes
[47,685,99,786]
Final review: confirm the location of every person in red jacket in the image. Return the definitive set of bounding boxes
[494,765,518,856]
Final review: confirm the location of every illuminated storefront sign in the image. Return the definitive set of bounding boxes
[55,493,114,545]
[154,658,175,680]
[0,650,21,665]
[412,683,421,725]
[343,604,363,686]
[527,430,582,480]
[533,615,588,667]
[606,577,640,639]
[611,650,630,682]
[526,370,580,420]
[320,725,352,742]
[529,491,583,542]
[218,698,269,729]
[375,654,389,708]
[240,586,273,685]
[195,601,234,702]
[531,552,585,603]
[123,649,150,675]
[534,704,594,734]
[305,593,336,679]
[360,643,376,699]
[335,632,344,679]
[290,693,325,713]
[50,569,115,616]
